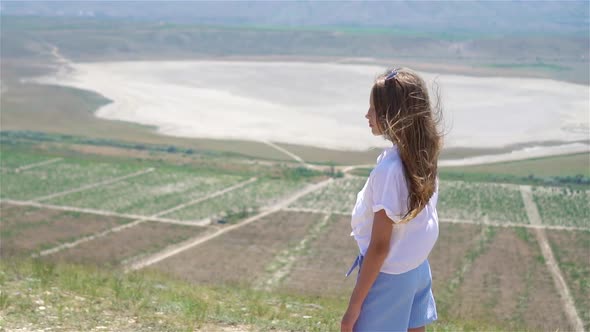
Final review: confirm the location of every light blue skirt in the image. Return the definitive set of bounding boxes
[345,254,438,331]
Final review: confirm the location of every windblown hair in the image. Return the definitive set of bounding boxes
[372,67,444,223]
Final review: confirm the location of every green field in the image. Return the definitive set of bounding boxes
[437,181,529,223]
[0,147,318,223]
[44,168,246,216]
[0,149,63,170]
[1,152,143,201]
[533,187,590,228]
[442,153,590,178]
[289,176,366,213]
[164,177,308,222]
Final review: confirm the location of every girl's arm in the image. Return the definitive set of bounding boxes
[341,209,394,332]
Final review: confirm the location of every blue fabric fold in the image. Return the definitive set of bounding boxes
[345,253,364,278]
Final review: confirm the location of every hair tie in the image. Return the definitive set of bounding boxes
[384,68,398,81]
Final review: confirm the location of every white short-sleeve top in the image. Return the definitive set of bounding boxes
[350,145,439,274]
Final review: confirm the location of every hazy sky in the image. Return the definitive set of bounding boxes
[2,1,588,36]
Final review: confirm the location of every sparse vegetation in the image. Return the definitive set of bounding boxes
[164,177,308,222]
[0,258,512,332]
[533,187,590,228]
[289,177,366,213]
[438,181,529,223]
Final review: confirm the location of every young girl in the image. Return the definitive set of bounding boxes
[341,67,442,332]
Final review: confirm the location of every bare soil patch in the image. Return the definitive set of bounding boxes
[429,223,485,291]
[279,215,359,296]
[151,211,320,286]
[0,203,130,257]
[50,221,206,267]
[452,227,571,331]
[1,202,63,226]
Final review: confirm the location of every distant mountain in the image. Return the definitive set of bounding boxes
[1,0,588,37]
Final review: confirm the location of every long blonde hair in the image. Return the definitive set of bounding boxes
[372,67,443,223]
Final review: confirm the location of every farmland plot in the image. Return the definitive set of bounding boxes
[279,215,360,295]
[280,221,488,297]
[533,187,590,228]
[288,177,366,213]
[289,178,531,225]
[546,229,590,331]
[429,223,487,291]
[152,211,321,286]
[164,177,307,222]
[45,168,245,216]
[50,221,207,267]
[437,181,528,224]
[0,203,132,257]
[0,158,143,200]
[0,149,60,170]
[449,227,571,331]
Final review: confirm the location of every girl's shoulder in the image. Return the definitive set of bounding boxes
[370,157,405,182]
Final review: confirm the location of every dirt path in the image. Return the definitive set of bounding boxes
[520,185,584,332]
[261,140,306,164]
[260,140,326,171]
[125,178,334,272]
[14,158,63,172]
[340,164,373,173]
[33,167,155,202]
